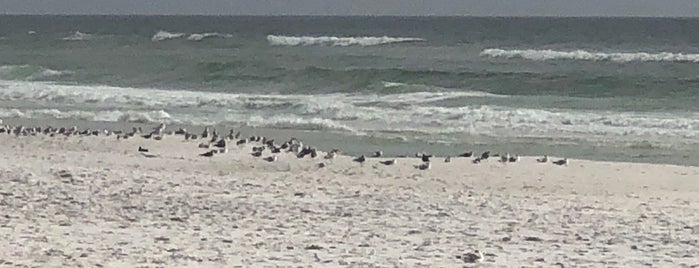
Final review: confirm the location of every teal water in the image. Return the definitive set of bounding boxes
[1,16,699,165]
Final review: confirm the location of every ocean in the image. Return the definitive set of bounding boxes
[1,15,699,165]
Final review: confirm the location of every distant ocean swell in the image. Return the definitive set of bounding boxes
[1,81,698,143]
[481,48,699,63]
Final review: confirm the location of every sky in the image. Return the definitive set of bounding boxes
[2,0,699,17]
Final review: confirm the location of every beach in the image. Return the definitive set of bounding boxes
[0,129,697,267]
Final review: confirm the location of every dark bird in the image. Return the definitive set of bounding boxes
[472,157,482,164]
[251,151,263,157]
[480,151,490,160]
[421,154,432,162]
[199,150,215,157]
[138,146,149,152]
[213,139,226,148]
[270,147,281,154]
[552,158,568,166]
[444,156,451,163]
[459,151,473,157]
[141,133,153,139]
[537,155,549,163]
[415,162,431,170]
[236,139,247,145]
[263,156,277,162]
[353,155,366,164]
[371,151,383,157]
[380,159,397,165]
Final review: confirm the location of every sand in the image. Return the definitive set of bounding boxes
[0,131,698,267]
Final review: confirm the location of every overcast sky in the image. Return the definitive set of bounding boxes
[3,0,699,17]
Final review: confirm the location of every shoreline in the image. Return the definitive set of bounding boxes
[2,118,697,167]
[0,124,698,266]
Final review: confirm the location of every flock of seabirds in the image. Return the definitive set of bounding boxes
[1,123,569,169]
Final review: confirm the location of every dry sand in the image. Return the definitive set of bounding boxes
[0,132,698,267]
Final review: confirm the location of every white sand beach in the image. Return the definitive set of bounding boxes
[0,129,698,267]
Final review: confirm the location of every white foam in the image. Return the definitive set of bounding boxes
[2,80,698,144]
[0,65,72,81]
[62,31,93,41]
[481,48,699,63]
[267,35,424,47]
[187,32,233,41]
[151,30,186,42]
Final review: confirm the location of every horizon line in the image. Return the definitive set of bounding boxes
[1,13,699,19]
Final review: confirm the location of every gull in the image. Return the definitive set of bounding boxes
[380,159,397,166]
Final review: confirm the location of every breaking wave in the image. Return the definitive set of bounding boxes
[0,65,72,81]
[187,32,233,41]
[1,80,698,143]
[267,35,424,47]
[481,48,699,63]
[62,31,93,41]
[151,30,185,42]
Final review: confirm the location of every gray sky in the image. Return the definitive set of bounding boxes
[3,0,699,17]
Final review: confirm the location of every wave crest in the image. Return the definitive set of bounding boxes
[187,32,233,41]
[267,35,424,47]
[0,65,72,81]
[62,31,93,41]
[481,48,699,63]
[151,30,185,42]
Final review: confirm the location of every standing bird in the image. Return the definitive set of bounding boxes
[421,154,432,163]
[444,156,451,163]
[480,151,490,160]
[353,155,366,164]
[537,155,549,163]
[371,151,383,157]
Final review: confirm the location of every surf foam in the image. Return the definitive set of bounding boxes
[187,32,233,41]
[151,30,186,42]
[0,65,72,81]
[62,31,93,41]
[267,35,424,47]
[481,48,699,63]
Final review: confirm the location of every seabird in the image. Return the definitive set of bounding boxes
[353,155,366,164]
[421,154,432,162]
[226,129,236,140]
[324,150,338,159]
[141,133,153,139]
[270,147,281,153]
[174,128,187,135]
[198,143,211,149]
[480,151,490,160]
[201,127,210,139]
[251,151,263,157]
[472,157,482,164]
[445,156,451,163]
[138,146,149,153]
[214,139,226,148]
[218,147,228,154]
[184,133,193,140]
[553,158,568,166]
[459,151,473,157]
[508,155,519,163]
[263,155,277,162]
[200,150,216,157]
[500,153,510,163]
[380,159,397,166]
[537,155,549,163]
[236,139,247,145]
[457,250,484,263]
[415,162,431,170]
[371,151,383,157]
